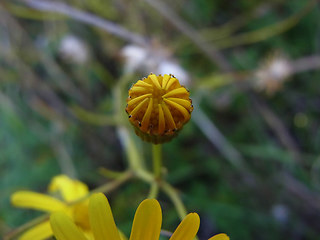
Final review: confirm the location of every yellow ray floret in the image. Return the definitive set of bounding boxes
[129,199,162,240]
[162,87,188,98]
[141,98,154,132]
[165,77,178,90]
[51,212,88,240]
[158,104,165,135]
[163,98,190,121]
[149,74,162,90]
[49,175,88,202]
[11,191,67,212]
[89,193,121,240]
[18,221,52,240]
[208,233,230,240]
[161,101,176,130]
[126,73,193,144]
[161,74,171,89]
[11,175,90,240]
[50,193,229,240]
[127,93,152,108]
[130,86,149,94]
[166,98,192,109]
[169,213,200,240]
[134,80,153,88]
[129,98,149,117]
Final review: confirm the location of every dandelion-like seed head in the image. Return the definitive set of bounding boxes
[255,51,291,95]
[126,73,193,144]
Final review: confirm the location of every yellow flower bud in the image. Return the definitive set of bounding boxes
[126,73,193,144]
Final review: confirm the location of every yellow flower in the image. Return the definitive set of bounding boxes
[11,175,90,240]
[126,73,193,144]
[50,193,229,240]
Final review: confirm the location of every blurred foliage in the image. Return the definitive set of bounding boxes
[1,0,320,239]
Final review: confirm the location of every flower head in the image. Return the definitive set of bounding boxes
[11,175,90,240]
[126,73,193,144]
[50,193,229,240]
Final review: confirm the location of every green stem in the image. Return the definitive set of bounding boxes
[99,167,127,179]
[92,170,133,194]
[161,181,187,220]
[152,144,162,179]
[148,182,159,199]
[118,126,144,171]
[161,181,199,239]
[4,214,49,240]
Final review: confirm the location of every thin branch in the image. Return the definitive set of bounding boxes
[290,55,320,73]
[51,122,77,179]
[196,55,320,90]
[20,0,148,46]
[279,172,320,212]
[192,101,256,185]
[249,93,302,164]
[192,105,246,170]
[160,181,187,220]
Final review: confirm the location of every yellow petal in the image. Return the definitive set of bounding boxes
[135,80,152,88]
[19,221,52,240]
[127,94,152,107]
[162,87,188,98]
[141,98,153,132]
[149,74,162,90]
[208,233,230,240]
[163,98,190,121]
[165,77,178,90]
[129,199,162,240]
[169,213,200,240]
[49,175,89,202]
[161,102,176,129]
[162,74,171,89]
[50,212,87,240]
[72,201,90,230]
[166,98,191,109]
[158,104,165,135]
[130,86,149,94]
[89,193,121,240]
[11,191,66,212]
[130,98,149,117]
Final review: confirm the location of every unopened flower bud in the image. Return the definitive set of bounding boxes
[126,73,193,144]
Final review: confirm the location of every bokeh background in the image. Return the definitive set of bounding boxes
[1,0,320,239]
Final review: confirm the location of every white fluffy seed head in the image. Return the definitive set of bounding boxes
[255,54,291,94]
[59,35,89,64]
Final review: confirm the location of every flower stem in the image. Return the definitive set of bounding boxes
[92,170,133,194]
[152,144,162,179]
[161,181,187,220]
[4,214,49,240]
[148,182,159,199]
